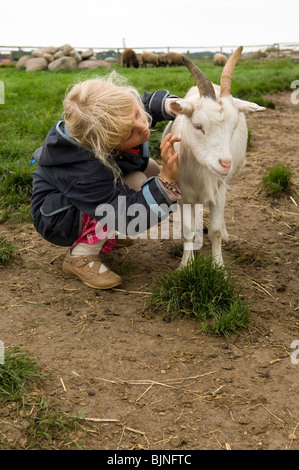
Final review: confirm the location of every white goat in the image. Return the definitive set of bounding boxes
[163,46,265,267]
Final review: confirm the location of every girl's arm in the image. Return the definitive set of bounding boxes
[141,90,179,126]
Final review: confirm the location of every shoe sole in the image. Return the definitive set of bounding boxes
[62,267,122,290]
[82,279,122,290]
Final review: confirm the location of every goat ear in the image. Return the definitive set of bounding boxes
[170,99,194,117]
[233,97,266,113]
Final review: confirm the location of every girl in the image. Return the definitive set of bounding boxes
[31,72,181,289]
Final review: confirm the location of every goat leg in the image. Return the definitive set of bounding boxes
[180,203,203,267]
[208,188,227,265]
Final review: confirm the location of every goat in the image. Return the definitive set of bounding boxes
[122,48,139,68]
[162,47,265,267]
[141,52,159,67]
[213,52,228,66]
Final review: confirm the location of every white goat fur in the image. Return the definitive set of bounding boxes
[163,83,265,267]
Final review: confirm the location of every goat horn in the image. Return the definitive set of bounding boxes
[220,46,243,97]
[182,55,216,100]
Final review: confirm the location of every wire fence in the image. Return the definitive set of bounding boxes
[1,42,299,62]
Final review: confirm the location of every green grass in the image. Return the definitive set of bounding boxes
[148,254,251,335]
[0,346,90,449]
[0,237,17,265]
[24,398,85,450]
[0,162,33,222]
[0,346,46,404]
[262,163,293,197]
[0,58,298,220]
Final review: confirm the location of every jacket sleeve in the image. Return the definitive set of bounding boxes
[141,90,179,127]
[65,168,178,236]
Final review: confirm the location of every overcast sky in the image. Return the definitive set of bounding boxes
[1,0,298,52]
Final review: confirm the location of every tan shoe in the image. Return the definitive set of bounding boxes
[62,251,122,289]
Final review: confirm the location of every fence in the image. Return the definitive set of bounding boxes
[1,42,299,63]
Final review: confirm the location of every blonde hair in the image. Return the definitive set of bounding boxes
[63,71,150,180]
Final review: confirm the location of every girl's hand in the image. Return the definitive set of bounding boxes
[160,133,181,183]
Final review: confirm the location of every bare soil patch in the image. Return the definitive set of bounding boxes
[0,92,298,450]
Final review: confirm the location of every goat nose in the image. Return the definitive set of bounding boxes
[219,159,232,170]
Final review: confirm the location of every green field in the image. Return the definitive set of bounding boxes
[0,58,298,222]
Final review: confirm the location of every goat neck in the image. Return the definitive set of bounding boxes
[220,46,243,97]
[182,55,216,100]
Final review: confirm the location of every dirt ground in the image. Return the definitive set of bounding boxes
[0,92,298,450]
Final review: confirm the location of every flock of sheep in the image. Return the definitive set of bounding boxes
[14,46,228,72]
[122,48,228,68]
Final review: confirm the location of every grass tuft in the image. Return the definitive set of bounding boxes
[0,237,17,265]
[24,397,85,450]
[148,254,251,335]
[0,347,90,449]
[0,346,46,405]
[262,163,292,197]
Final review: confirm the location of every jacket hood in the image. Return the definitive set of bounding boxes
[32,120,95,167]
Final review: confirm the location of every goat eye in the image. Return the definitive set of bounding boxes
[193,124,203,132]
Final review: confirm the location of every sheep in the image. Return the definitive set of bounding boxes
[122,48,139,68]
[157,54,167,67]
[162,46,265,267]
[165,52,184,66]
[213,52,228,66]
[141,52,159,67]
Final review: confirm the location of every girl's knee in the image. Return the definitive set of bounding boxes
[144,158,160,178]
[124,159,160,191]
[124,171,146,191]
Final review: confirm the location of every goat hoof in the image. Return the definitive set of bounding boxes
[177,262,186,271]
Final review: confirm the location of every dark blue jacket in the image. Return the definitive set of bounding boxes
[31,89,178,246]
